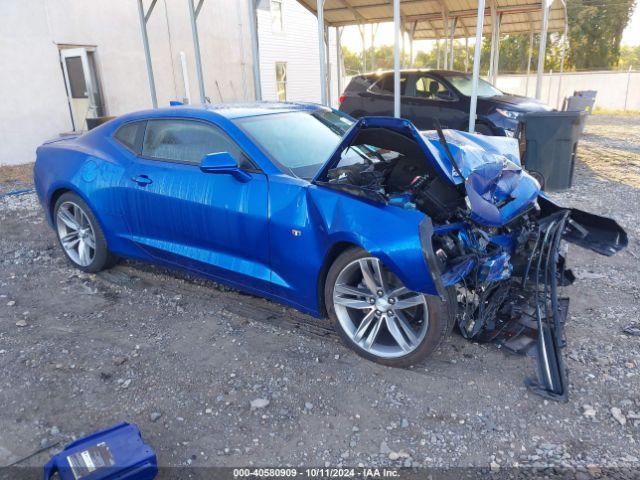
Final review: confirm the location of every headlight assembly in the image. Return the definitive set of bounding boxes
[496,108,521,120]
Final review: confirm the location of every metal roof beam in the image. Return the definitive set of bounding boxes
[413,17,564,36]
[328,4,558,26]
[334,0,368,23]
[323,0,439,12]
[137,0,159,108]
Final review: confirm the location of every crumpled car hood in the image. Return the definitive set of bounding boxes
[422,129,541,226]
[314,116,540,227]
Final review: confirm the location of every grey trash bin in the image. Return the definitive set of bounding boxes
[518,111,587,191]
[563,90,596,135]
[564,90,597,113]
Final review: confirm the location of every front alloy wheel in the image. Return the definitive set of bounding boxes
[326,248,451,367]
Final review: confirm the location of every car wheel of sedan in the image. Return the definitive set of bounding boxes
[325,248,450,367]
[54,192,116,273]
[474,123,494,136]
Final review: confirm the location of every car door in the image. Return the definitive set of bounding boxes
[361,73,409,117]
[122,118,271,291]
[407,74,466,130]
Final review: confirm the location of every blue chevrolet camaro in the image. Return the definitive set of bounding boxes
[34,102,626,400]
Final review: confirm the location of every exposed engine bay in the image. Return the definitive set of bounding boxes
[318,118,628,401]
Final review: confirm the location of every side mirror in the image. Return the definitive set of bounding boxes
[200,152,251,182]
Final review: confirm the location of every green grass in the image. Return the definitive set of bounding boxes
[592,107,640,116]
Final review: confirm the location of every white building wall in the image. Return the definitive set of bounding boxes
[0,0,254,166]
[496,70,640,111]
[256,0,340,108]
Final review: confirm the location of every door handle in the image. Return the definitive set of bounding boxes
[132,174,153,186]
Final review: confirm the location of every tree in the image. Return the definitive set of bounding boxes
[341,0,637,78]
[342,47,363,76]
[619,45,640,69]
[566,0,636,70]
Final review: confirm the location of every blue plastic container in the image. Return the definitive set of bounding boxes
[43,423,157,480]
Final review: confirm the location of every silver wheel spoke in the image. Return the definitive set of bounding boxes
[334,296,373,309]
[353,309,376,342]
[388,286,409,298]
[57,202,97,267]
[394,294,425,310]
[362,316,383,350]
[394,310,419,345]
[385,315,412,352]
[335,284,370,297]
[84,234,96,250]
[358,259,379,293]
[61,231,78,243]
[73,205,84,227]
[62,237,80,250]
[372,260,387,292]
[78,240,89,265]
[333,256,429,359]
[57,208,80,230]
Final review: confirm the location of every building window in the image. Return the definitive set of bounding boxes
[271,0,284,32]
[276,62,287,101]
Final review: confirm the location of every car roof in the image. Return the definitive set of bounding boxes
[359,69,464,78]
[117,101,325,123]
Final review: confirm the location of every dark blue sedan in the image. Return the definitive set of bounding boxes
[339,70,552,136]
[34,102,625,399]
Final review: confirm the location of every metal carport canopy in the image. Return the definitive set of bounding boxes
[296,0,566,132]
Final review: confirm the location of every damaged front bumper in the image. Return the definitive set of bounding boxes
[431,196,627,402]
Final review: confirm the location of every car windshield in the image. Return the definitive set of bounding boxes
[442,73,503,97]
[234,110,355,179]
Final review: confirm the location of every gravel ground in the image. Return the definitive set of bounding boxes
[1,115,639,476]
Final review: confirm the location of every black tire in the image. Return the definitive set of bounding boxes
[474,123,494,136]
[324,247,453,367]
[53,192,117,273]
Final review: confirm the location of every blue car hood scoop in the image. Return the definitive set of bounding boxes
[314,117,540,227]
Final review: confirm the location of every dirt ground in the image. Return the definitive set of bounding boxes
[1,115,639,476]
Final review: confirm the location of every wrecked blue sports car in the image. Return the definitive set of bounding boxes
[34,103,627,401]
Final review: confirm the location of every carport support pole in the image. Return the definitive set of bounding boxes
[535,0,550,100]
[468,0,486,133]
[337,27,343,97]
[465,37,469,72]
[488,1,497,81]
[393,0,400,118]
[137,0,158,108]
[449,17,457,70]
[525,27,533,96]
[317,0,328,106]
[248,0,262,101]
[442,11,449,70]
[556,12,568,109]
[491,14,501,84]
[624,65,633,111]
[188,0,207,104]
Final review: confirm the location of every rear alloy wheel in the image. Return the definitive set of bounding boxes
[54,192,116,273]
[325,248,450,367]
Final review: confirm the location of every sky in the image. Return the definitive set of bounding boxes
[340,3,640,53]
[623,2,640,46]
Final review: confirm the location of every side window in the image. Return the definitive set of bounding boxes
[142,119,253,169]
[369,74,407,95]
[415,76,454,101]
[114,121,146,154]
